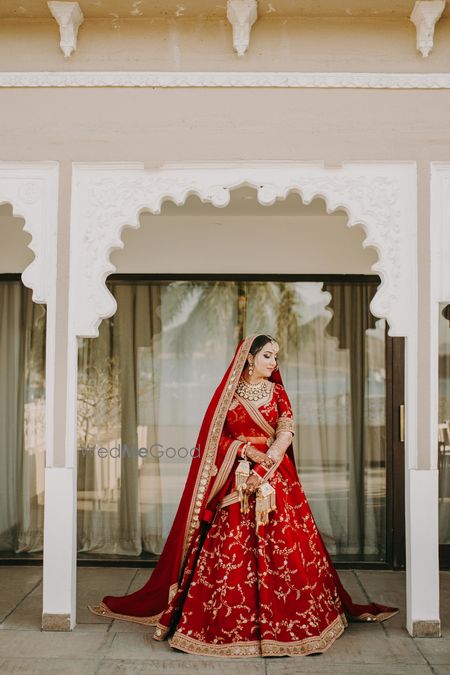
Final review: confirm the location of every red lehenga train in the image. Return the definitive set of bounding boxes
[88,334,399,658]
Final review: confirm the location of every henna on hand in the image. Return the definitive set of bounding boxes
[246,445,268,464]
[243,472,262,494]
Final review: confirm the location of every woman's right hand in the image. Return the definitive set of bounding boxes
[246,445,269,465]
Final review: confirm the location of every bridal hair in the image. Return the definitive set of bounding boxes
[249,334,279,357]
[247,334,279,375]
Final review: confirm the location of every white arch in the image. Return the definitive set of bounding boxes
[70,162,416,341]
[0,161,58,303]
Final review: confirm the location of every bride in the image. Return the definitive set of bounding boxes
[89,333,399,657]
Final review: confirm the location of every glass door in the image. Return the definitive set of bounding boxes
[0,274,405,567]
[74,275,404,567]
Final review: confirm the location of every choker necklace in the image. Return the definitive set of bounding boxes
[236,376,271,401]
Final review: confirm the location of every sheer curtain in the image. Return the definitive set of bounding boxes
[1,277,387,561]
[77,280,238,555]
[0,281,46,552]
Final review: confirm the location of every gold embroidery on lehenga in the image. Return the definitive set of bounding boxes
[153,470,359,656]
[152,352,397,657]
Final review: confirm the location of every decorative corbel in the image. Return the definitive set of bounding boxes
[410,0,445,57]
[226,0,258,56]
[47,1,84,58]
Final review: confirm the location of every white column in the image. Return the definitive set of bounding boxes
[403,163,441,637]
[404,334,441,636]
[42,162,78,630]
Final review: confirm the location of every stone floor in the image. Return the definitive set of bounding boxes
[0,567,448,674]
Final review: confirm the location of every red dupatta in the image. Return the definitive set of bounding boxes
[88,333,398,625]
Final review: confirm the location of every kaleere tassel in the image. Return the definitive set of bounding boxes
[255,481,277,533]
[235,460,251,514]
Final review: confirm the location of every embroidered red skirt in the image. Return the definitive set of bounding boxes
[153,461,348,658]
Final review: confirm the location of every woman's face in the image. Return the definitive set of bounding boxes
[251,340,279,378]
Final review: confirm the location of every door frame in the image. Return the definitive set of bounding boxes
[386,335,406,570]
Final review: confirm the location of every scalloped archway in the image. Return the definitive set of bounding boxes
[0,162,58,304]
[70,162,416,341]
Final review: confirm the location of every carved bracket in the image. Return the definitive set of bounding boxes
[410,0,445,57]
[47,1,84,58]
[227,0,258,56]
[70,162,417,340]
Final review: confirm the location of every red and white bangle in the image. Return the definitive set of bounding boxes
[252,463,270,480]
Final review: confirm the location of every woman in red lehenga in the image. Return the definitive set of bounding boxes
[89,333,399,657]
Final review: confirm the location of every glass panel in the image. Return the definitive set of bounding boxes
[438,303,450,545]
[76,278,386,562]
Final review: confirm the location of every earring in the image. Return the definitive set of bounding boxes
[248,361,254,375]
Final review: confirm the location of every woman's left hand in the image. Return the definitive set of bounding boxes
[244,473,262,494]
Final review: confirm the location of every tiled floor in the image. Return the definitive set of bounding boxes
[0,567,448,674]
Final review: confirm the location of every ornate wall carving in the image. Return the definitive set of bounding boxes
[3,72,450,88]
[71,162,417,339]
[0,162,59,304]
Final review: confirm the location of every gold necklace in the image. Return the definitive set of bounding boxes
[236,376,271,401]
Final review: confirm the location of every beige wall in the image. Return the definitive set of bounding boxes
[1,16,450,72]
[1,88,450,162]
[113,209,375,275]
[0,205,32,272]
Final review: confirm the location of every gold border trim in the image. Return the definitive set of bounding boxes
[87,601,162,626]
[207,439,242,504]
[219,490,241,509]
[166,612,347,657]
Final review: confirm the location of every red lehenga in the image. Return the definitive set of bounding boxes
[88,334,399,658]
